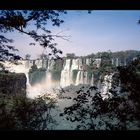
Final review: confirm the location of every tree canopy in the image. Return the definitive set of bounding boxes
[0,10,68,61]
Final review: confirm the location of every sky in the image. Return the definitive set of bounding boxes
[4,10,140,59]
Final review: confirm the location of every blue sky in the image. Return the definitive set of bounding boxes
[5,10,140,59]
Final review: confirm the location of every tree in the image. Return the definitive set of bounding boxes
[25,54,31,60]
[60,59,140,130]
[0,94,57,130]
[0,10,68,61]
[0,10,68,130]
[0,10,92,130]
[0,35,19,61]
[39,53,48,60]
[0,10,92,62]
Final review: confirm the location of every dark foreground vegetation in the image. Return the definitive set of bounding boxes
[61,58,140,130]
[0,86,56,130]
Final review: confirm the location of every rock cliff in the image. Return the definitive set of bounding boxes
[0,72,26,97]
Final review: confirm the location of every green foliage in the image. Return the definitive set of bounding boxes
[85,50,140,60]
[99,63,114,74]
[61,84,140,130]
[0,71,22,78]
[0,10,67,61]
[0,95,56,130]
[61,59,140,130]
[0,63,5,71]
[29,64,38,73]
[86,53,95,59]
[118,58,140,110]
[25,54,31,60]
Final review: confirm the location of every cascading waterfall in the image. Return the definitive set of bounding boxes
[124,58,127,66]
[1,60,31,88]
[1,58,106,98]
[84,71,88,84]
[25,60,34,69]
[101,73,114,100]
[75,71,89,85]
[86,58,91,65]
[116,58,119,67]
[60,59,72,87]
[60,70,71,87]
[60,58,90,87]
[48,59,55,71]
[111,58,114,65]
[71,59,79,70]
[35,59,43,68]
[75,71,83,85]
[60,58,101,87]
[25,72,30,86]
[78,58,83,70]
[75,71,80,85]
[90,73,94,86]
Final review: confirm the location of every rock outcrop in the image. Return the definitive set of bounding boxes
[0,72,26,97]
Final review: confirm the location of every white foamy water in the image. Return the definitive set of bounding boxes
[26,84,58,99]
[1,61,30,86]
[60,59,72,87]
[101,73,114,100]
[1,60,114,100]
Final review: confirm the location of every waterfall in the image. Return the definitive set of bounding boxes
[60,58,85,87]
[1,58,102,89]
[71,59,79,70]
[75,70,84,85]
[84,71,91,84]
[42,59,48,68]
[60,59,72,87]
[25,60,34,69]
[76,71,91,85]
[90,74,94,86]
[75,71,81,85]
[60,70,71,87]
[48,59,55,71]
[124,58,126,66]
[25,72,30,86]
[111,58,114,65]
[64,59,71,70]
[84,71,88,84]
[101,73,114,100]
[25,60,30,69]
[1,60,31,87]
[80,71,84,84]
[72,58,84,85]
[86,58,91,65]
[1,58,118,100]
[60,58,98,87]
[78,58,83,70]
[36,59,43,68]
[116,58,119,67]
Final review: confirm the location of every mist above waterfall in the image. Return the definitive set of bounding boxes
[0,53,127,100]
[1,50,138,101]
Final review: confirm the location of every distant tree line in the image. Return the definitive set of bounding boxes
[85,50,140,60]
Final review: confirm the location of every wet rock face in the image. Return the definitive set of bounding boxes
[29,69,46,86]
[0,72,26,97]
